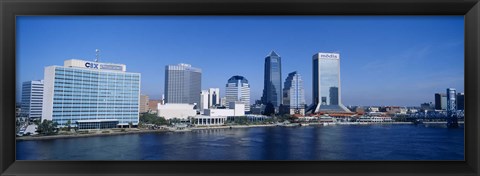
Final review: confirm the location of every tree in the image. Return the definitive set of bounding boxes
[36,119,58,135]
[66,120,72,131]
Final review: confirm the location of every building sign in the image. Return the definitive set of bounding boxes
[318,53,340,59]
[84,62,123,71]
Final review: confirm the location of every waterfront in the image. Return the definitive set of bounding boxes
[16,124,464,160]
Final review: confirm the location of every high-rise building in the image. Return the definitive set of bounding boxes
[200,90,209,111]
[164,63,202,108]
[446,88,457,114]
[21,80,44,120]
[42,59,140,128]
[457,93,465,110]
[140,94,149,113]
[208,88,220,108]
[225,75,250,112]
[282,71,306,115]
[311,52,350,113]
[220,97,227,107]
[261,51,282,109]
[434,93,447,110]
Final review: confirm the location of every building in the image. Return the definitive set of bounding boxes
[21,80,44,120]
[446,88,457,113]
[434,93,447,110]
[148,99,159,113]
[157,103,197,120]
[261,51,282,109]
[229,101,246,116]
[225,75,250,112]
[164,63,201,108]
[311,52,350,113]
[220,97,227,107]
[42,59,140,128]
[139,94,149,113]
[457,93,465,110]
[282,71,306,115]
[204,109,235,116]
[200,90,209,111]
[208,88,220,108]
[192,115,227,126]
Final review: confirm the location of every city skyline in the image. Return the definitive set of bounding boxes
[17,16,464,106]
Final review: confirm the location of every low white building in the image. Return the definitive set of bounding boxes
[192,115,227,126]
[204,109,235,116]
[157,103,196,120]
[229,101,245,116]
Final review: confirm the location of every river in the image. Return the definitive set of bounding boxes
[16,124,464,160]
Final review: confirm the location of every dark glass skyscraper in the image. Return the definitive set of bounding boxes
[261,51,282,108]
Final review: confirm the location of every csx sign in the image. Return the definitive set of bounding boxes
[85,62,99,69]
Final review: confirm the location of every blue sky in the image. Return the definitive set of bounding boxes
[16,16,464,106]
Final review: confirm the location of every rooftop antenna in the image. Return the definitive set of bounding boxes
[95,49,100,62]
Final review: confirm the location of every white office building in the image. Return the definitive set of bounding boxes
[208,88,220,108]
[225,75,250,112]
[200,90,209,111]
[42,59,141,128]
[21,80,44,120]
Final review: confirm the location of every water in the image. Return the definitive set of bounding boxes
[16,124,464,160]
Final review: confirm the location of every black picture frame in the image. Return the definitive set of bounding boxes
[1,0,479,175]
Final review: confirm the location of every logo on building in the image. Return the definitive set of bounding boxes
[319,53,339,59]
[85,62,123,71]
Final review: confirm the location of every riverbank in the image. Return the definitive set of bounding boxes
[16,121,462,141]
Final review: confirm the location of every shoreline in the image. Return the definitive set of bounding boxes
[16,122,463,141]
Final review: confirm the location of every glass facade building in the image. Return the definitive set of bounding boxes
[261,51,282,108]
[42,59,140,127]
[21,80,44,119]
[312,52,350,113]
[225,75,250,112]
[164,63,202,108]
[282,71,306,115]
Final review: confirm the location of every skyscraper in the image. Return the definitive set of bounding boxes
[434,93,447,110]
[261,51,282,109]
[21,80,44,120]
[225,75,250,112]
[446,88,457,113]
[312,52,350,113]
[457,93,465,110]
[42,59,140,128]
[164,63,202,108]
[282,71,306,115]
[208,88,220,108]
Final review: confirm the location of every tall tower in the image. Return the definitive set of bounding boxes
[446,88,458,128]
[225,75,251,112]
[312,52,350,113]
[164,63,202,108]
[21,80,44,120]
[208,88,220,108]
[283,71,306,115]
[261,51,282,109]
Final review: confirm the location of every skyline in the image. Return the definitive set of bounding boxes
[16,16,464,106]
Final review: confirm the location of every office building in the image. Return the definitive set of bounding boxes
[446,88,457,113]
[200,90,209,111]
[457,93,465,110]
[434,93,447,110]
[225,75,250,112]
[148,99,160,113]
[42,59,140,128]
[261,51,282,109]
[208,88,220,108]
[220,97,227,107]
[282,71,306,115]
[140,94,149,113]
[21,80,44,120]
[164,63,201,108]
[311,52,350,113]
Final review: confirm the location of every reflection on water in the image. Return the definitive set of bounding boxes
[17,124,464,160]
